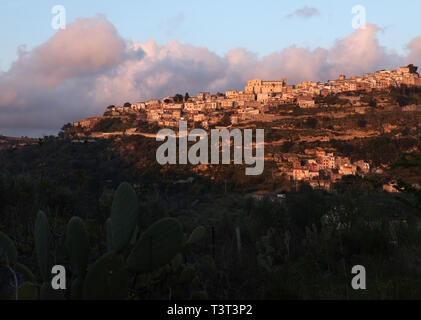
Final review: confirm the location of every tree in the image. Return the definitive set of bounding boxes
[396,95,410,107]
[61,123,72,131]
[220,113,231,126]
[305,117,318,129]
[124,102,132,108]
[408,64,418,74]
[173,94,183,103]
[368,98,377,108]
[357,119,367,128]
[281,141,295,153]
[184,92,190,101]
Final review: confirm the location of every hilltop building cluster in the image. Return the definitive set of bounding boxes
[69,65,421,192]
[273,148,372,191]
[73,65,421,131]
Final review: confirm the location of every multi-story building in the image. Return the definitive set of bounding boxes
[354,160,370,173]
[225,90,239,99]
[297,97,315,108]
[197,92,211,101]
[245,78,286,94]
[339,164,357,176]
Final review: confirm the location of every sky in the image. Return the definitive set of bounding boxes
[0,0,421,137]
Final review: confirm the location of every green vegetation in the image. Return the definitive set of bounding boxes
[314,95,348,106]
[2,85,421,299]
[0,135,420,299]
[390,85,421,106]
[0,181,203,300]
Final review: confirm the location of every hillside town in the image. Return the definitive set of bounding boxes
[273,148,372,191]
[74,65,421,130]
[68,65,421,192]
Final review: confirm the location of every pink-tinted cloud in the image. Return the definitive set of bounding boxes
[406,37,421,67]
[0,16,420,137]
[8,14,128,88]
[0,15,130,136]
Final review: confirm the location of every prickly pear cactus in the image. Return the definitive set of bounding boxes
[70,277,84,300]
[40,282,65,300]
[171,254,183,272]
[0,264,16,300]
[0,231,17,266]
[178,265,196,284]
[82,252,129,300]
[106,217,113,252]
[110,182,139,252]
[66,216,89,276]
[127,217,183,274]
[34,210,50,282]
[187,226,206,245]
[18,282,38,300]
[14,262,36,283]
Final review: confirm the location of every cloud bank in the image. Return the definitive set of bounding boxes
[1,15,421,137]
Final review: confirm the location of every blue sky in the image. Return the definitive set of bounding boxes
[1,0,420,72]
